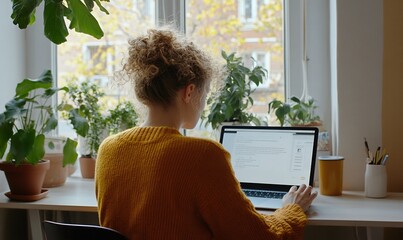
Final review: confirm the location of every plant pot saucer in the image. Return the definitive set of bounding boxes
[5,189,48,202]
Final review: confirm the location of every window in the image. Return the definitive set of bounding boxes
[57,0,300,140]
[243,0,255,21]
[238,0,262,23]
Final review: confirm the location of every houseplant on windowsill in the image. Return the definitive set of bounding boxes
[106,101,139,135]
[0,70,88,201]
[64,79,108,178]
[268,96,321,127]
[203,50,267,133]
[268,96,329,151]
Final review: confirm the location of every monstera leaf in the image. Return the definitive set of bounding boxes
[11,0,109,45]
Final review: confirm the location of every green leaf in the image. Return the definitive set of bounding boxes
[44,0,69,44]
[0,115,14,159]
[8,129,36,164]
[15,70,53,97]
[249,75,260,86]
[63,138,78,166]
[275,105,290,127]
[4,98,27,120]
[43,88,59,97]
[48,141,55,150]
[94,0,109,14]
[69,109,89,137]
[11,0,42,29]
[84,0,95,11]
[26,134,45,164]
[58,103,74,112]
[43,114,58,133]
[290,96,300,103]
[251,117,261,126]
[67,0,104,39]
[221,50,228,60]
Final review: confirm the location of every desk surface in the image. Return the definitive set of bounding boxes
[261,191,403,227]
[0,176,97,212]
[1,177,403,227]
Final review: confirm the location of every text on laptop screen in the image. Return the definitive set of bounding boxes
[220,127,316,186]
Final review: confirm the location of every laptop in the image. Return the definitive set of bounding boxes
[219,125,319,210]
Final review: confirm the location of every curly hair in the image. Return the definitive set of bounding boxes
[123,29,215,107]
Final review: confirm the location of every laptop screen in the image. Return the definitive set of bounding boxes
[219,126,318,191]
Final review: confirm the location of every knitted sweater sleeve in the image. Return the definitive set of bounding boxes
[192,141,307,240]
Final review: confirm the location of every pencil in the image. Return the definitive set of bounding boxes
[364,138,370,158]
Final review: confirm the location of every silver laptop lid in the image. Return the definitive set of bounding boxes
[219,126,319,192]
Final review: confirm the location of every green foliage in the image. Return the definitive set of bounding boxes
[65,79,106,157]
[268,96,321,126]
[11,0,109,45]
[0,70,88,165]
[106,101,138,135]
[204,50,268,130]
[64,80,139,157]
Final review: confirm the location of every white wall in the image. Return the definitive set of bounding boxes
[25,4,53,79]
[337,0,383,191]
[0,2,26,111]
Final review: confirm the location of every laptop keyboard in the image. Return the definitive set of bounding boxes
[243,190,286,199]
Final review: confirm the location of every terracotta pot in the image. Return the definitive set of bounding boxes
[79,157,96,179]
[0,160,50,195]
[42,153,68,188]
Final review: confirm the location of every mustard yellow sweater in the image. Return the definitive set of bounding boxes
[95,127,307,240]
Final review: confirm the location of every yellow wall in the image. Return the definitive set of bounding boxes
[383,0,403,192]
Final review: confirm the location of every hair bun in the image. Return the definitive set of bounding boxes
[123,28,214,106]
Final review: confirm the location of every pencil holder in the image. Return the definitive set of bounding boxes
[365,164,387,198]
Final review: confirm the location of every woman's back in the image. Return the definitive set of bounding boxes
[96,126,228,239]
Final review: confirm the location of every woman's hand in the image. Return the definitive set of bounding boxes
[282,184,318,212]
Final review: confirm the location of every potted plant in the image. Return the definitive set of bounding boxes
[64,79,108,178]
[268,96,321,127]
[0,70,88,200]
[106,101,139,135]
[203,50,268,130]
[42,136,74,188]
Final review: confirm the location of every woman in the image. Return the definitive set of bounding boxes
[95,28,317,240]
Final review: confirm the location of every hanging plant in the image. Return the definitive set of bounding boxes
[11,0,109,45]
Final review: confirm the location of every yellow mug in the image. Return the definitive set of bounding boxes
[318,156,344,196]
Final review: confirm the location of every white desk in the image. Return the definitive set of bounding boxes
[1,177,403,240]
[261,191,403,228]
[0,176,97,240]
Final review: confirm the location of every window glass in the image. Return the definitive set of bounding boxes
[186,0,285,138]
[57,0,156,138]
